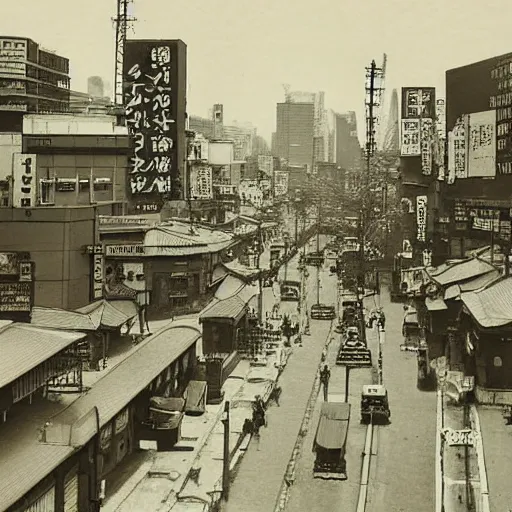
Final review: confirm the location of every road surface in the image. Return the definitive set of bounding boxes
[286,265,377,512]
[365,288,437,512]
[220,239,335,512]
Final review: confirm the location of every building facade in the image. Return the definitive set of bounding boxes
[0,113,132,310]
[275,102,314,169]
[0,36,70,115]
[444,52,512,259]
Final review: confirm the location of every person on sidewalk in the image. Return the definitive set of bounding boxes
[270,385,282,406]
[320,365,331,402]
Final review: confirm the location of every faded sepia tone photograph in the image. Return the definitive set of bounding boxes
[0,1,511,511]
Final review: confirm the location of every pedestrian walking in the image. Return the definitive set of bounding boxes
[270,385,282,406]
[320,364,331,402]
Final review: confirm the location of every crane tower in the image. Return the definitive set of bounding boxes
[113,0,136,106]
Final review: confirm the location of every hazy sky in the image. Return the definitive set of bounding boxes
[3,0,512,143]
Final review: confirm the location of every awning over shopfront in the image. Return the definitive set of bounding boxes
[461,276,512,329]
[425,296,448,311]
[427,257,496,287]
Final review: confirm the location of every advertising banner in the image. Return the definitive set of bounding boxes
[401,120,420,156]
[190,165,213,199]
[273,171,288,197]
[402,88,436,119]
[447,116,468,182]
[124,41,179,201]
[436,99,446,139]
[421,118,433,175]
[416,195,427,242]
[467,110,496,178]
[0,282,31,312]
[93,253,103,300]
[12,153,36,208]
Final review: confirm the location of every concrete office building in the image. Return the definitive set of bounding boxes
[275,102,314,169]
[0,36,70,116]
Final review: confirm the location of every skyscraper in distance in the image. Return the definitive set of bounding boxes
[382,88,399,152]
[275,102,314,169]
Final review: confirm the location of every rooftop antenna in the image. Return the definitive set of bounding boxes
[112,0,137,106]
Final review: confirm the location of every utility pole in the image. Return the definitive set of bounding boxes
[221,401,231,501]
[256,223,264,322]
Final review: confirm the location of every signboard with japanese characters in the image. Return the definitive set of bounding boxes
[93,253,104,300]
[402,88,436,119]
[274,171,288,197]
[123,41,182,205]
[416,195,427,242]
[12,153,36,208]
[420,118,433,175]
[400,120,420,156]
[467,110,496,177]
[447,116,468,183]
[190,165,213,199]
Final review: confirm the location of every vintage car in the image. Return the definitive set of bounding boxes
[313,402,350,480]
[337,327,372,367]
[401,308,420,351]
[360,385,391,425]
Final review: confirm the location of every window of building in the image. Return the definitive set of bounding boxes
[169,276,188,298]
[39,178,55,205]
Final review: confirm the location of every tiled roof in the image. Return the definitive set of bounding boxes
[214,275,247,300]
[444,269,501,300]
[0,324,86,388]
[144,221,235,256]
[48,323,202,445]
[461,277,512,328]
[31,307,98,331]
[427,258,496,287]
[75,299,137,328]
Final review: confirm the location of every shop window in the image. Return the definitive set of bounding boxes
[115,408,129,434]
[169,277,188,298]
[39,178,55,205]
[493,356,503,367]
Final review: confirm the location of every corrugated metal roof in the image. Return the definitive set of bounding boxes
[0,324,86,388]
[314,402,350,450]
[461,277,512,328]
[199,295,248,322]
[49,323,202,446]
[444,269,501,300]
[0,401,75,512]
[428,258,496,286]
[31,307,98,331]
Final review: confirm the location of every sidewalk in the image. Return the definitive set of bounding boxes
[219,318,334,512]
[441,394,481,512]
[477,406,512,511]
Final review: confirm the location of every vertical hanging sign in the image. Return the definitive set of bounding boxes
[416,195,427,242]
[12,154,36,207]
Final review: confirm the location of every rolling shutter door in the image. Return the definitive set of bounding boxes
[25,486,55,512]
[63,470,78,512]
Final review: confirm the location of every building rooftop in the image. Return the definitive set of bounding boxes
[0,324,86,389]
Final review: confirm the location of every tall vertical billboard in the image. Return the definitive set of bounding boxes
[123,40,187,212]
[400,87,436,176]
[446,52,512,197]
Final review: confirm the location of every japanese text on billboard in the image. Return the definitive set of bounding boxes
[124,43,176,199]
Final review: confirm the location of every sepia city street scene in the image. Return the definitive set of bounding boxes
[1,1,512,511]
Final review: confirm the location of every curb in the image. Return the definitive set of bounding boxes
[469,405,490,512]
[435,390,443,512]
[273,320,335,512]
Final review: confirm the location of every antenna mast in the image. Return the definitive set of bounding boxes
[113,0,136,106]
